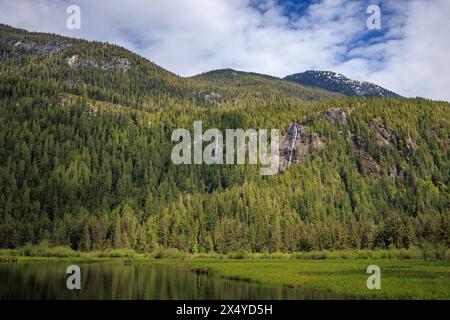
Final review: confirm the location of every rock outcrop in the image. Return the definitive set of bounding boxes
[368,119,397,145]
[66,54,131,72]
[278,122,325,172]
[11,40,71,56]
[204,91,221,104]
[324,108,347,125]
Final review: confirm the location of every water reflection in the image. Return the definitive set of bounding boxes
[0,261,350,300]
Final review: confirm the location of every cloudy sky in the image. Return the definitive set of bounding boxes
[0,0,449,100]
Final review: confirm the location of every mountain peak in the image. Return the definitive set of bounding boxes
[284,70,401,98]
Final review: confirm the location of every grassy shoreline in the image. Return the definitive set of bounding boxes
[1,246,450,300]
[1,243,449,261]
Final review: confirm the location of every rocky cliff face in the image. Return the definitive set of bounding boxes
[2,38,131,73]
[10,39,72,57]
[66,54,131,72]
[369,119,397,145]
[279,122,325,172]
[278,108,408,180]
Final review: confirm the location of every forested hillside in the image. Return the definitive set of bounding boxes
[0,24,448,253]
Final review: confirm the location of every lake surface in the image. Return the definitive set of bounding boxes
[0,261,350,300]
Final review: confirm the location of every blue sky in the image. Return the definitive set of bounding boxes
[0,0,449,100]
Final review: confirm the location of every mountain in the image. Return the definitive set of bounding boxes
[191,68,341,101]
[0,24,338,111]
[0,24,205,111]
[284,70,401,97]
[0,24,448,253]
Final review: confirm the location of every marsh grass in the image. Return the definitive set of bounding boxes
[154,258,450,299]
[12,243,80,258]
[1,244,449,262]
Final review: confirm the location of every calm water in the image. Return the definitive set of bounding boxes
[0,261,349,300]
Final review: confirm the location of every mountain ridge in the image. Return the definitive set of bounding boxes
[0,24,400,102]
[284,70,401,98]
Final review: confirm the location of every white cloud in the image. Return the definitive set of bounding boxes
[336,0,450,101]
[0,0,448,100]
[366,0,450,100]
